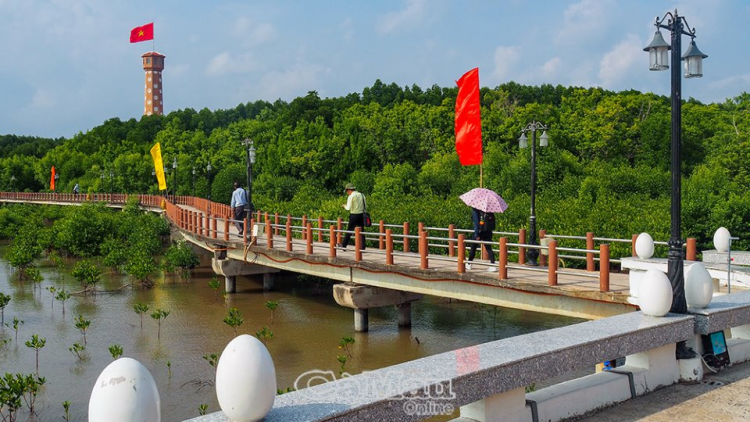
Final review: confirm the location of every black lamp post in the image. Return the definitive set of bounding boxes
[192,166,196,197]
[109,170,114,195]
[518,122,549,266]
[172,157,178,201]
[644,9,707,315]
[243,138,256,217]
[206,162,212,201]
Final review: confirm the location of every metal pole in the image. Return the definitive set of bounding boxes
[245,143,252,219]
[667,16,686,314]
[527,124,539,266]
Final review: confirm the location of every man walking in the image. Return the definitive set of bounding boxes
[230,181,247,236]
[339,183,366,250]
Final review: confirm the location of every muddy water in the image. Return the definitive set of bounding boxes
[0,248,584,421]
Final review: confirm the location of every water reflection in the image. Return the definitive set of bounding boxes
[0,246,583,421]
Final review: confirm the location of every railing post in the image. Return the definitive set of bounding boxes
[212,215,217,239]
[286,217,293,252]
[687,238,697,261]
[379,220,385,250]
[448,224,456,257]
[519,229,526,265]
[631,234,638,257]
[329,225,337,258]
[274,213,280,236]
[194,212,199,235]
[337,218,343,245]
[600,244,610,292]
[419,230,428,270]
[224,219,230,241]
[403,222,410,252]
[302,215,308,240]
[386,229,393,265]
[306,223,313,255]
[457,234,466,273]
[318,216,324,243]
[586,232,595,272]
[418,222,424,234]
[266,216,274,249]
[539,229,547,267]
[548,240,558,286]
[355,227,362,261]
[499,237,508,280]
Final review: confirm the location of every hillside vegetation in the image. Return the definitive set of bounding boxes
[2,80,750,254]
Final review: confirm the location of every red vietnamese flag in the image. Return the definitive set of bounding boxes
[50,166,56,191]
[455,68,483,166]
[130,23,154,43]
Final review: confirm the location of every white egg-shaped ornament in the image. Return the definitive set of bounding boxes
[685,262,713,309]
[216,334,276,422]
[638,269,673,317]
[88,357,160,422]
[635,232,655,259]
[713,227,731,253]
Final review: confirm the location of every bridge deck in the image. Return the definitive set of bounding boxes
[176,204,634,319]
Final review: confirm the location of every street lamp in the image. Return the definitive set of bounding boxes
[192,166,196,197]
[644,9,707,315]
[109,170,114,195]
[206,162,212,201]
[518,122,549,266]
[172,157,178,200]
[243,138,256,218]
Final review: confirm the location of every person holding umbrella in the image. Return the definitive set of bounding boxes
[460,188,508,271]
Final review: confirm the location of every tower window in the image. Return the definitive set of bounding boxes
[146,58,151,64]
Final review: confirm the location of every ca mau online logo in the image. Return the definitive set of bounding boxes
[294,369,456,416]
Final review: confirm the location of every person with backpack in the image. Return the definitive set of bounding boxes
[466,207,496,271]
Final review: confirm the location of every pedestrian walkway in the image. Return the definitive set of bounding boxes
[575,360,750,421]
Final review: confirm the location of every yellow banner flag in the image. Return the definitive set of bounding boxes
[150,142,167,191]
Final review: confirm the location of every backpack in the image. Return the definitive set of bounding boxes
[480,212,496,232]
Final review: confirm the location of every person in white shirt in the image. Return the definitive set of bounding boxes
[339,183,366,250]
[230,182,247,235]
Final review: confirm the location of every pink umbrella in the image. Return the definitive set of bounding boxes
[459,188,508,213]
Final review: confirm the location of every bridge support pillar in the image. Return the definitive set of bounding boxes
[397,302,411,327]
[263,273,275,291]
[333,283,422,333]
[461,386,527,422]
[225,275,236,294]
[354,309,369,332]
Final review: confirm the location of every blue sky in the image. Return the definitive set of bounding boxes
[1,0,749,138]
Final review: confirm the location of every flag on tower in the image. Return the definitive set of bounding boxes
[455,67,483,166]
[130,23,154,43]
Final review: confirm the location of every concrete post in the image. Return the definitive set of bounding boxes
[587,232,595,272]
[458,234,466,273]
[499,237,508,280]
[519,229,526,265]
[302,215,308,240]
[225,275,236,293]
[686,238,697,261]
[354,308,369,332]
[286,217,293,252]
[397,302,411,327]
[600,243,610,292]
[403,222,410,252]
[379,220,385,249]
[548,240,558,286]
[263,273,275,291]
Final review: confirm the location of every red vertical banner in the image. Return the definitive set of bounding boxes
[50,166,56,191]
[455,68,483,166]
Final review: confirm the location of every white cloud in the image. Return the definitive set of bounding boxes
[598,34,642,88]
[556,0,614,47]
[206,52,259,76]
[377,0,426,34]
[709,74,750,90]
[340,17,354,43]
[257,64,328,100]
[490,45,522,84]
[233,17,277,45]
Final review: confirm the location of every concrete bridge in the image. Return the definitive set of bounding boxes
[0,191,705,324]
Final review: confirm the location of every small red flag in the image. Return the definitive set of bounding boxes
[50,166,56,191]
[130,23,154,43]
[455,68,483,166]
